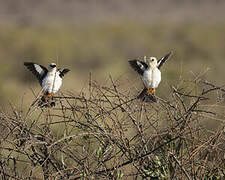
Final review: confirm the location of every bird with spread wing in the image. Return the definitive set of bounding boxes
[129,52,172,102]
[24,62,70,107]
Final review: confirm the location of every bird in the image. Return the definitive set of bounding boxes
[24,62,70,106]
[128,52,172,102]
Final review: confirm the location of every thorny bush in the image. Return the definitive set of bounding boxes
[0,76,224,179]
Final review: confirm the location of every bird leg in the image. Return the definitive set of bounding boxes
[148,88,155,95]
[41,94,48,103]
[46,93,54,104]
[47,93,56,107]
[39,93,54,107]
[137,88,157,102]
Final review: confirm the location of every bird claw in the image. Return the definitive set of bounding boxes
[39,94,55,108]
[50,101,56,107]
[143,94,157,103]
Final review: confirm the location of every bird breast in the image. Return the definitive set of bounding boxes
[142,68,161,89]
[41,70,62,94]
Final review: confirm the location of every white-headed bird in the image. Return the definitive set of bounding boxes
[129,52,172,102]
[24,62,70,106]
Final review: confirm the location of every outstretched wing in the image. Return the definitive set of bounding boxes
[128,60,148,76]
[24,62,48,84]
[157,52,172,69]
[58,69,70,78]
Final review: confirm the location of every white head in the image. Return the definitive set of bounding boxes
[147,57,158,68]
[48,63,57,71]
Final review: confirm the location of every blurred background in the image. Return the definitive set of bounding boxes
[0,0,225,107]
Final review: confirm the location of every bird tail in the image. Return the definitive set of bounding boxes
[137,88,157,102]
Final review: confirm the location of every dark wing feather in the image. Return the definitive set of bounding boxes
[59,69,70,78]
[24,62,48,84]
[128,60,148,76]
[157,52,172,69]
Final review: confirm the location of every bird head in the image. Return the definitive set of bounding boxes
[48,63,57,71]
[147,57,158,68]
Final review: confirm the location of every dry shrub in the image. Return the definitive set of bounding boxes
[0,76,224,179]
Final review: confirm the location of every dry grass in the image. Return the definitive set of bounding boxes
[0,75,224,179]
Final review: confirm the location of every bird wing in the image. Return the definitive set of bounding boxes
[157,52,172,69]
[24,62,48,84]
[128,60,148,76]
[58,69,70,78]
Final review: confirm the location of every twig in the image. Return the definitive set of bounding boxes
[169,152,192,180]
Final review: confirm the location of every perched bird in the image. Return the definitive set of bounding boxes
[24,62,70,106]
[129,52,172,102]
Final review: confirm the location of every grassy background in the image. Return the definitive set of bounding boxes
[0,1,224,107]
[0,23,225,108]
